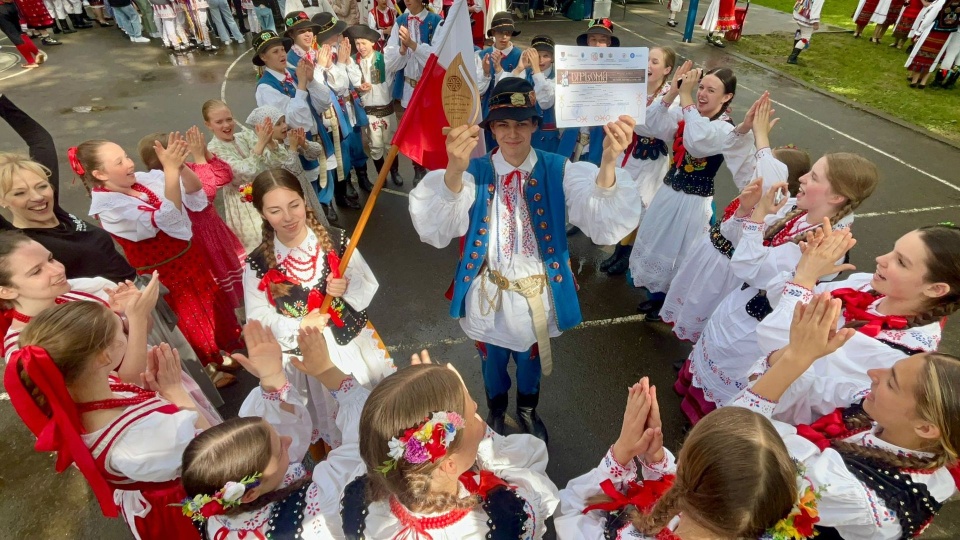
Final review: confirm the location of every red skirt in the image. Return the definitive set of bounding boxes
[883,0,906,25]
[908,30,950,72]
[716,0,739,32]
[13,0,53,29]
[855,0,880,26]
[674,359,718,425]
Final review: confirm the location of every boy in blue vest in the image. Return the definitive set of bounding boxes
[505,34,558,153]
[384,0,442,184]
[254,29,337,222]
[408,78,643,443]
[478,12,522,149]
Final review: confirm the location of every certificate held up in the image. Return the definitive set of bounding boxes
[555,45,649,128]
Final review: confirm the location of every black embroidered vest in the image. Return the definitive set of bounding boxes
[246,227,368,348]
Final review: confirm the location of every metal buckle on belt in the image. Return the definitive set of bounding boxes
[577,132,589,144]
[487,269,510,290]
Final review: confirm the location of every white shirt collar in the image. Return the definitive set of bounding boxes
[491,148,537,176]
[275,228,317,261]
[497,44,515,56]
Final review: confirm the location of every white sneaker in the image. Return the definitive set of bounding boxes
[130,36,150,43]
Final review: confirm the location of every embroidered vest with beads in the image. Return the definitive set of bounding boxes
[245,227,368,348]
[449,150,582,331]
[662,117,733,197]
[339,475,530,540]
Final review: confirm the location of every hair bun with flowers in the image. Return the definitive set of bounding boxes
[763,465,823,540]
[179,473,262,522]
[377,411,465,474]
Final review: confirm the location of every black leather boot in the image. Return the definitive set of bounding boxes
[70,13,93,29]
[931,69,946,88]
[787,48,801,65]
[321,203,338,223]
[412,164,427,186]
[390,158,404,186]
[944,69,960,90]
[516,391,548,444]
[606,244,633,275]
[355,166,374,193]
[334,174,362,209]
[486,393,508,435]
[58,18,76,33]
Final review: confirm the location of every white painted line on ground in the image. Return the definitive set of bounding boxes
[611,21,960,194]
[855,204,960,218]
[386,313,648,352]
[382,187,409,198]
[221,48,252,103]
[0,65,34,83]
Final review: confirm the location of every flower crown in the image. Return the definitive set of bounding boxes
[377,411,465,474]
[763,467,824,540]
[179,473,262,522]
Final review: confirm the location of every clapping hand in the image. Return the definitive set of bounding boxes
[156,132,189,171]
[794,218,856,287]
[231,320,283,381]
[141,343,186,400]
[735,177,764,217]
[611,378,665,466]
[782,292,855,368]
[317,44,333,69]
[750,182,790,222]
[338,36,352,61]
[185,125,209,161]
[255,117,274,145]
[752,92,779,142]
[124,271,161,323]
[290,325,333,378]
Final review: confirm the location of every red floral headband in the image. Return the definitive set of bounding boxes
[67,147,85,176]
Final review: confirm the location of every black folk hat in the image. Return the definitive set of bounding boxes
[530,35,555,55]
[576,18,620,47]
[344,24,381,45]
[487,11,520,37]
[480,77,540,128]
[252,30,293,66]
[284,11,320,37]
[311,12,348,44]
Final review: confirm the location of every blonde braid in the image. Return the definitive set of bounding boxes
[399,471,480,514]
[260,221,292,300]
[305,208,335,253]
[762,208,805,244]
[902,298,960,329]
[830,439,945,470]
[630,484,684,535]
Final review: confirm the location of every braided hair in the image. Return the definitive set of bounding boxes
[251,169,335,301]
[763,153,878,245]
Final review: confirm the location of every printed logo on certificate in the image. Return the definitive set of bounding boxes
[554,45,648,129]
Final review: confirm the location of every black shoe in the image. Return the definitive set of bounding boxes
[606,244,633,276]
[322,203,339,223]
[566,224,581,237]
[97,19,114,27]
[666,19,677,27]
[344,180,362,208]
[787,48,801,64]
[390,169,404,186]
[516,392,548,444]
[58,19,76,33]
[53,24,61,34]
[944,69,960,89]
[932,69,946,88]
[356,167,374,193]
[203,43,219,51]
[599,248,620,272]
[41,36,62,46]
[70,14,93,29]
[412,164,427,186]
[486,393,508,435]
[637,298,664,320]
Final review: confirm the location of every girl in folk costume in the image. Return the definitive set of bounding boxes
[180,322,373,540]
[244,105,330,226]
[556,384,818,540]
[0,233,224,422]
[0,3,49,69]
[505,36,559,154]
[347,24,405,186]
[906,0,960,88]
[75,138,243,387]
[367,0,396,48]
[677,150,877,423]
[137,129,246,311]
[662,95,812,343]
[732,293,960,539]
[332,356,561,539]
[854,0,898,40]
[628,62,757,322]
[700,0,737,47]
[879,0,910,41]
[790,0,824,64]
[599,46,677,276]
[745,224,960,425]
[11,0,62,45]
[151,0,191,52]
[930,31,960,87]
[243,169,395,448]
[891,0,932,48]
[3,300,210,540]
[204,100,287,251]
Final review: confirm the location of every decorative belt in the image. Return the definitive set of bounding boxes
[743,285,773,321]
[364,104,394,117]
[709,221,735,259]
[135,241,192,272]
[404,77,419,88]
[480,269,554,376]
[663,167,715,197]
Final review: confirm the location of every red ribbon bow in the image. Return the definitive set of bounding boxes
[831,288,908,338]
[259,253,346,327]
[581,475,676,514]
[67,146,85,176]
[671,120,686,169]
[4,346,118,517]
[458,470,510,498]
[258,268,298,307]
[795,408,847,451]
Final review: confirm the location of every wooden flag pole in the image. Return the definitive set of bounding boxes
[317,144,400,314]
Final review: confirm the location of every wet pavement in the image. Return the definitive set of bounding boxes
[1,8,958,539]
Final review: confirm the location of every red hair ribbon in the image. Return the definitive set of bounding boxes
[671,120,686,170]
[458,470,510,498]
[258,268,299,306]
[581,474,676,514]
[830,288,908,338]
[3,346,118,517]
[67,147,85,176]
[794,408,847,452]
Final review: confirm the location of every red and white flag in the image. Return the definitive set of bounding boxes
[392,0,480,171]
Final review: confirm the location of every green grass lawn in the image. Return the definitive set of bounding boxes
[734,0,960,143]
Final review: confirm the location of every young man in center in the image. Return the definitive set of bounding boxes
[408,78,643,443]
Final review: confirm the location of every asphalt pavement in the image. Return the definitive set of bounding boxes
[0,6,957,538]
